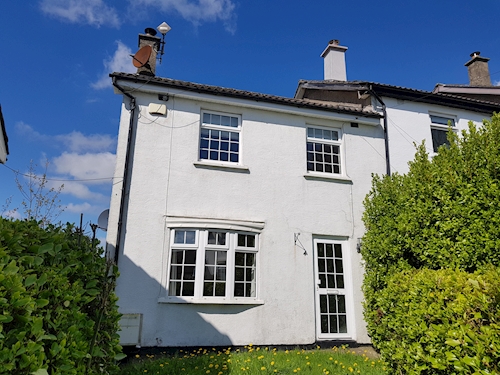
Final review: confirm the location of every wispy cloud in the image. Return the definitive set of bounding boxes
[40,0,120,28]
[131,0,237,33]
[92,41,135,90]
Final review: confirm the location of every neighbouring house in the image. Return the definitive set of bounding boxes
[107,31,500,348]
[295,40,500,175]
[0,105,9,164]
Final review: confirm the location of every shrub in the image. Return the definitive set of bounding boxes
[0,218,123,374]
[374,267,500,375]
[362,115,500,347]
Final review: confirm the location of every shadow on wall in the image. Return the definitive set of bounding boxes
[113,248,259,348]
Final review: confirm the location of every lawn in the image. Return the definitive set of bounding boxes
[117,345,386,375]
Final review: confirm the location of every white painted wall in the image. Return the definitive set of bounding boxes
[0,129,7,163]
[107,83,386,347]
[383,97,490,175]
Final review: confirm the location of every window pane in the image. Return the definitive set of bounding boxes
[203,113,211,124]
[330,315,338,333]
[335,259,343,273]
[208,232,216,244]
[204,266,215,280]
[215,283,225,296]
[217,251,227,264]
[169,281,181,296]
[235,252,245,266]
[170,265,182,279]
[326,244,333,257]
[230,117,238,127]
[174,231,185,244]
[315,128,323,139]
[230,132,239,141]
[336,275,345,289]
[211,115,221,125]
[221,116,230,126]
[220,141,229,151]
[184,266,195,280]
[235,267,244,281]
[431,128,450,152]
[247,235,255,248]
[182,282,194,296]
[218,233,226,246]
[185,250,196,264]
[171,250,183,264]
[205,250,216,265]
[234,283,244,296]
[334,244,342,258]
[203,282,213,296]
[246,253,255,266]
[338,315,347,333]
[185,231,196,244]
[216,268,226,281]
[238,234,245,247]
[230,153,238,163]
[246,283,255,297]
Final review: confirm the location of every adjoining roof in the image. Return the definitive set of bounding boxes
[111,72,382,119]
[296,80,500,114]
[433,83,500,95]
[0,105,9,163]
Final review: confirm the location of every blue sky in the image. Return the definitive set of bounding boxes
[1,0,500,228]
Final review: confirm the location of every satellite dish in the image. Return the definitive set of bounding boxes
[132,45,152,68]
[97,209,109,231]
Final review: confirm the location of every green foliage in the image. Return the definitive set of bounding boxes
[0,218,122,374]
[374,267,500,375]
[362,114,500,373]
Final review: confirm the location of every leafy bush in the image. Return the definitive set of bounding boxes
[0,218,123,374]
[361,114,500,373]
[374,267,500,375]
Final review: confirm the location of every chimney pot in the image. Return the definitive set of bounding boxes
[145,27,157,36]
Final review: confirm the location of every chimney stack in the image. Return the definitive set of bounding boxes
[321,39,348,81]
[465,51,492,86]
[137,28,161,76]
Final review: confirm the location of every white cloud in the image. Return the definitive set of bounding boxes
[56,180,107,201]
[40,0,120,28]
[55,132,116,153]
[15,122,116,153]
[65,202,94,213]
[52,152,116,182]
[92,41,135,90]
[131,0,237,33]
[2,210,21,220]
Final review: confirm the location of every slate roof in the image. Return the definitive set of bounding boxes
[111,72,382,118]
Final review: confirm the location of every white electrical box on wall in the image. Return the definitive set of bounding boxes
[148,103,167,116]
[119,313,143,346]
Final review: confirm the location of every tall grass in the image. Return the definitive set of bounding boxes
[117,345,386,375]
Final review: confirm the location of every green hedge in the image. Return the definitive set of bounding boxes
[0,218,123,374]
[374,267,500,375]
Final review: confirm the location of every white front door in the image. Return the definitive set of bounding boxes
[314,239,352,340]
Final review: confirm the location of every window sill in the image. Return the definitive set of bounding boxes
[158,297,264,305]
[193,161,250,173]
[303,173,353,184]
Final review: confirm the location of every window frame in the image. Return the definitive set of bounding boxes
[305,125,343,176]
[163,228,261,304]
[198,110,242,165]
[429,113,457,153]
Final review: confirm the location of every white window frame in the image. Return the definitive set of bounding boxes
[429,113,457,153]
[198,110,242,165]
[161,228,261,304]
[306,126,343,176]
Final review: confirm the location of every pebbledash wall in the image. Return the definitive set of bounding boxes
[106,79,386,347]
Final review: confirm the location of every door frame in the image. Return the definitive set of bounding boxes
[312,237,356,341]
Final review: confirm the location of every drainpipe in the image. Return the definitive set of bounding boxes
[111,77,137,264]
[368,86,391,176]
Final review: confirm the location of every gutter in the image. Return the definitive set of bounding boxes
[111,77,137,264]
[368,86,391,176]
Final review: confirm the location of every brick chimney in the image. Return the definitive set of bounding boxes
[321,39,348,81]
[137,28,161,76]
[465,51,492,86]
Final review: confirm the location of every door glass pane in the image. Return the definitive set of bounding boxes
[320,295,327,313]
[328,295,337,313]
[329,315,338,333]
[321,315,328,333]
[338,295,346,313]
[336,275,345,289]
[338,315,347,333]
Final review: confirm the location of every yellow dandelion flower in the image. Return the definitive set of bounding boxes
[135,354,140,358]
[306,362,310,365]
[206,371,210,374]
[271,361,275,366]
[209,364,214,368]
[329,357,333,361]
[261,367,266,370]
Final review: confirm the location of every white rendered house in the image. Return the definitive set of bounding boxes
[107,33,500,348]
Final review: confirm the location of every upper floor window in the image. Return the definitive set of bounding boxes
[430,114,456,152]
[199,111,241,163]
[306,127,342,174]
[167,229,258,301]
